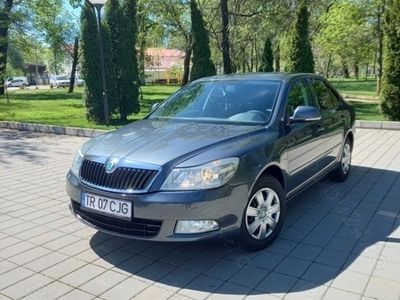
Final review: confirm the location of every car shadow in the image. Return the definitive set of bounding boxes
[89,165,399,296]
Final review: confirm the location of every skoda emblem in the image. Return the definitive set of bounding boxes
[105,158,117,173]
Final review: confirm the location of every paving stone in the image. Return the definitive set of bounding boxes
[179,275,224,300]
[59,264,106,287]
[21,281,72,300]
[274,256,311,278]
[100,277,149,300]
[204,258,242,280]
[1,273,52,299]
[229,265,270,289]
[323,287,361,300]
[134,285,174,300]
[302,262,340,285]
[79,269,127,295]
[331,270,370,294]
[364,276,400,300]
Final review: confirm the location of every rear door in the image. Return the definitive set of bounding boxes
[309,78,345,167]
[285,79,326,192]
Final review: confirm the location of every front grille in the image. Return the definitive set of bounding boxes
[80,159,158,191]
[71,200,162,237]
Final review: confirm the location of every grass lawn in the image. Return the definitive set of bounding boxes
[0,84,386,129]
[329,78,378,98]
[0,85,178,130]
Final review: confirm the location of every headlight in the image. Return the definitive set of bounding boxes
[70,149,84,177]
[161,158,239,190]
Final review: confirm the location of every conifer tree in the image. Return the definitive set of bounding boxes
[81,4,118,123]
[190,0,216,81]
[381,0,400,120]
[259,37,274,72]
[285,0,314,73]
[105,0,140,121]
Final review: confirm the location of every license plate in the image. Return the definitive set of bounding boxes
[81,192,132,220]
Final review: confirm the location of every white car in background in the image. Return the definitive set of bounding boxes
[50,75,85,88]
[50,75,70,88]
[5,77,29,87]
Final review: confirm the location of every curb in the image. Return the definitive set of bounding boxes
[1,120,400,137]
[355,120,400,130]
[0,121,109,138]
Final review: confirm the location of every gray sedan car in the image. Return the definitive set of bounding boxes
[67,73,355,251]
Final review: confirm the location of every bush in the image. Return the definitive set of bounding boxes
[381,0,400,121]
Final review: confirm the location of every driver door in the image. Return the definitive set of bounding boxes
[285,79,325,193]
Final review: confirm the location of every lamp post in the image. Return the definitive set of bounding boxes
[86,0,109,126]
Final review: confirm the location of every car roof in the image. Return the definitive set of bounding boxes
[194,72,323,82]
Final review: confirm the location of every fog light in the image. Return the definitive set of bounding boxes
[175,220,219,234]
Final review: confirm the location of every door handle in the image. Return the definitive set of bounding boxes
[318,124,325,133]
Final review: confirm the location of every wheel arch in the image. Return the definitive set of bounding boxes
[250,162,286,195]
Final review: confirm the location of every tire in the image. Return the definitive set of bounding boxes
[329,137,352,182]
[240,175,286,251]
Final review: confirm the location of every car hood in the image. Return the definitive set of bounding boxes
[83,119,264,167]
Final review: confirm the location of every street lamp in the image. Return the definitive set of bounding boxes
[86,0,109,126]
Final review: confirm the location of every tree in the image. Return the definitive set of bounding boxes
[285,0,314,73]
[381,0,400,121]
[220,0,232,74]
[80,4,117,123]
[66,36,81,93]
[105,0,140,121]
[0,0,14,95]
[190,0,216,81]
[259,37,273,72]
[120,0,140,119]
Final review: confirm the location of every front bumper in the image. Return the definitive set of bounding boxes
[66,171,250,241]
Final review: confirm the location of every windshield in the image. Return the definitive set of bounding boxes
[149,80,281,124]
[56,76,68,80]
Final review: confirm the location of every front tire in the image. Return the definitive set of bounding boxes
[329,137,352,182]
[240,175,286,251]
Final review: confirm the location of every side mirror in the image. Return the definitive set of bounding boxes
[289,106,321,123]
[151,103,160,111]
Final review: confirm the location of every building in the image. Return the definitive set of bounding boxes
[144,48,185,84]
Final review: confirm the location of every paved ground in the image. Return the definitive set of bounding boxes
[0,128,399,300]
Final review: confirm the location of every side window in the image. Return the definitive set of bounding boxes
[286,80,313,117]
[311,79,339,110]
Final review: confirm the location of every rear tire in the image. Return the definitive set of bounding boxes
[329,137,352,182]
[240,175,286,252]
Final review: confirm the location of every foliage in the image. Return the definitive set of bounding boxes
[80,4,117,123]
[190,0,216,81]
[285,0,314,73]
[381,0,400,121]
[105,0,140,121]
[316,1,375,78]
[258,37,273,72]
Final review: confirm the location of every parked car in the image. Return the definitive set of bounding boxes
[67,73,355,251]
[50,75,70,88]
[5,77,29,87]
[74,75,85,87]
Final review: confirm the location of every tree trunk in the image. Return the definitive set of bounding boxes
[376,1,385,94]
[220,0,232,74]
[182,34,192,86]
[68,36,80,93]
[325,53,332,78]
[354,63,359,79]
[0,0,14,95]
[250,40,254,72]
[139,39,146,85]
[274,43,280,72]
[341,59,350,78]
[365,63,369,81]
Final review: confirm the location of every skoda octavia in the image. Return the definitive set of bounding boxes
[67,73,355,251]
